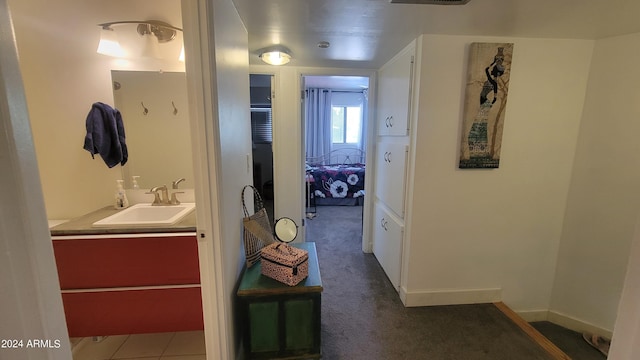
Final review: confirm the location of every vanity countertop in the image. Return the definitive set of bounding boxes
[50,206,197,236]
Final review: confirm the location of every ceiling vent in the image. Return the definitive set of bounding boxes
[389,0,471,4]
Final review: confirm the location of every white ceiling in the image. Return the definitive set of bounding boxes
[232,0,640,69]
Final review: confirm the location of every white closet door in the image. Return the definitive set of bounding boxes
[372,201,403,289]
[376,46,413,137]
[375,142,408,217]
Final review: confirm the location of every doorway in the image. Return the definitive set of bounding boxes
[250,74,275,221]
[302,75,370,246]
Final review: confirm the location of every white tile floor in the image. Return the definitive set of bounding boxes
[71,331,206,360]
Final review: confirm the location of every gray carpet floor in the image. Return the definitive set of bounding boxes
[306,205,556,359]
[531,321,607,360]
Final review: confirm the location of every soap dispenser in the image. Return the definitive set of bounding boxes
[132,176,140,189]
[115,179,129,209]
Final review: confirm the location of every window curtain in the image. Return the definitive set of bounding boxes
[305,88,332,164]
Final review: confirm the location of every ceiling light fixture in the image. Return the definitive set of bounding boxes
[96,20,183,60]
[259,47,292,66]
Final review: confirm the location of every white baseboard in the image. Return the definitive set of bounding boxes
[513,309,613,339]
[547,310,614,339]
[400,287,502,307]
[398,289,614,339]
[516,310,549,322]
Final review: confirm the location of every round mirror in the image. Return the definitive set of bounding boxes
[274,217,298,243]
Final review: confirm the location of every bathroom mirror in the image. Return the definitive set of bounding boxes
[274,217,298,243]
[111,70,194,190]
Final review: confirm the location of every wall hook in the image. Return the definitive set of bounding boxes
[141,101,149,115]
[172,101,178,115]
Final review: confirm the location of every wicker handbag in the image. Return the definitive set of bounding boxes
[242,185,276,267]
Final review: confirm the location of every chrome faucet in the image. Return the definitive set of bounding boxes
[172,178,186,189]
[148,185,170,205]
[170,191,183,205]
[148,179,186,206]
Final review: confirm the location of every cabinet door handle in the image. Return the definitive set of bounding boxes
[380,218,388,231]
[386,151,392,163]
[385,117,390,128]
[388,116,393,128]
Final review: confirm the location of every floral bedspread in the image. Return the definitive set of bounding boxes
[307,163,365,199]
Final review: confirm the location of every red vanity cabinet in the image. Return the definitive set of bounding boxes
[51,233,203,337]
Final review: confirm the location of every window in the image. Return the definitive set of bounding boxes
[331,106,361,144]
[250,108,272,144]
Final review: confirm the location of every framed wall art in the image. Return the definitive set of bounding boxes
[459,42,514,169]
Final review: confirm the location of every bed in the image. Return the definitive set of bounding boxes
[306,148,366,206]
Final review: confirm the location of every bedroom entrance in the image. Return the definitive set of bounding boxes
[302,75,370,248]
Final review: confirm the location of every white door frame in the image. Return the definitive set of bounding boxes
[0,1,72,358]
[181,0,228,358]
[608,216,640,359]
[298,69,377,253]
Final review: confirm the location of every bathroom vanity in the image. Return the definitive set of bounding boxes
[50,207,202,337]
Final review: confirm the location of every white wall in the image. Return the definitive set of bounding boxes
[404,35,594,312]
[204,0,252,356]
[550,32,640,333]
[9,0,185,220]
[259,66,305,227]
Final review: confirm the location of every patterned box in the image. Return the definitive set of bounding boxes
[260,243,309,286]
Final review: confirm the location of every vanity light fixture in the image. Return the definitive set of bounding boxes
[179,45,185,62]
[139,24,162,59]
[97,26,125,57]
[259,46,292,66]
[96,20,183,60]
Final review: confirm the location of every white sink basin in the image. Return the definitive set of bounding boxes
[92,203,196,228]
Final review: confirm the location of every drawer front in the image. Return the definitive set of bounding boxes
[62,287,203,337]
[372,202,404,289]
[375,142,408,217]
[53,235,199,289]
